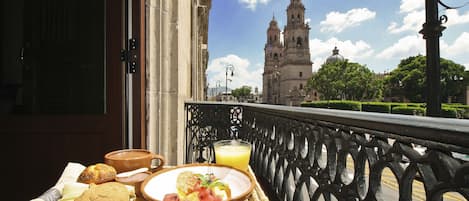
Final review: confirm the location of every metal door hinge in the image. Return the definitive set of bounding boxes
[121,38,138,74]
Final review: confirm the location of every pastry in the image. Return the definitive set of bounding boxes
[77,163,117,184]
[75,182,130,201]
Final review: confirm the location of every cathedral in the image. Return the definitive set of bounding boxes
[262,0,313,106]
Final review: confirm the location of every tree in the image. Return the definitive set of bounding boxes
[231,86,252,102]
[384,55,467,103]
[306,60,383,101]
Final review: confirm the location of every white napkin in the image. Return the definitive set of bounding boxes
[31,162,86,201]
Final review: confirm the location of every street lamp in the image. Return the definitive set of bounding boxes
[419,0,449,116]
[448,75,464,103]
[205,82,209,101]
[225,64,234,95]
[216,80,222,95]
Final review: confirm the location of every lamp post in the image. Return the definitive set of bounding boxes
[448,75,464,103]
[420,0,446,117]
[216,80,222,95]
[205,82,209,101]
[225,64,234,95]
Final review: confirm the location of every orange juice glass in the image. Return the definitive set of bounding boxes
[214,140,252,171]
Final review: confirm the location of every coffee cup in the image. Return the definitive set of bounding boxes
[104,149,165,173]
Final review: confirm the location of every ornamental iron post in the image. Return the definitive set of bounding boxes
[225,64,234,95]
[419,0,446,117]
[216,80,222,95]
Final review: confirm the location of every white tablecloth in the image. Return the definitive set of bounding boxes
[31,162,86,201]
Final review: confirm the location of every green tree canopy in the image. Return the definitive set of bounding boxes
[306,60,383,101]
[231,85,252,101]
[384,55,468,103]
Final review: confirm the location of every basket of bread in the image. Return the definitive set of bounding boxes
[44,149,166,201]
[59,163,137,201]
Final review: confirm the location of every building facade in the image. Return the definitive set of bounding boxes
[146,0,211,164]
[262,0,312,106]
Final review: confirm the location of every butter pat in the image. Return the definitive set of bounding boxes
[59,182,89,201]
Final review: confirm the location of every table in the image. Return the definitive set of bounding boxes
[33,162,269,201]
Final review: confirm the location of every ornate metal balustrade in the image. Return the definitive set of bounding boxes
[185,101,469,201]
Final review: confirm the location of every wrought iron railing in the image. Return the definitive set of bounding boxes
[185,101,469,201]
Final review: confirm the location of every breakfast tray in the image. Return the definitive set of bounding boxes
[32,162,270,201]
[245,166,269,201]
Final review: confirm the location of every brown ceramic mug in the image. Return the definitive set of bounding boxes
[104,149,165,173]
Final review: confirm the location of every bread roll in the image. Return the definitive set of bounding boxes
[77,163,117,184]
[75,182,130,201]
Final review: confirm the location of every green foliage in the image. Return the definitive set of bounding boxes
[327,100,362,111]
[443,104,469,119]
[406,103,425,108]
[391,106,426,116]
[301,100,468,119]
[362,102,391,113]
[384,55,467,103]
[441,107,458,118]
[300,101,329,108]
[301,100,362,111]
[390,103,407,112]
[231,86,251,101]
[307,60,383,101]
[384,55,426,102]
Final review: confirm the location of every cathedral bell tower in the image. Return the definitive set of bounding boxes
[265,15,283,68]
[262,0,312,106]
[283,0,310,64]
[263,15,283,104]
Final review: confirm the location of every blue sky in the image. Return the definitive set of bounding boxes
[206,0,469,92]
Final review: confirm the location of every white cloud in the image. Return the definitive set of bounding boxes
[376,35,425,59]
[445,9,469,26]
[441,32,469,59]
[464,63,469,70]
[309,37,374,70]
[312,58,324,72]
[305,18,311,25]
[387,10,424,34]
[320,8,376,33]
[399,0,424,13]
[207,54,263,91]
[238,0,270,11]
[389,1,469,34]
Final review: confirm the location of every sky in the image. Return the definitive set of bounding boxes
[206,0,469,92]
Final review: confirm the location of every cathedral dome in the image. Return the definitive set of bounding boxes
[325,46,345,64]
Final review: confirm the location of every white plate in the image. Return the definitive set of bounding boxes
[141,164,255,201]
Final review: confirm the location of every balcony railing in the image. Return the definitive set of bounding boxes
[185,101,469,201]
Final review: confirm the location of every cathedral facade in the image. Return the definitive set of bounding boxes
[262,0,312,106]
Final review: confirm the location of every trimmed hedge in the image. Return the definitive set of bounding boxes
[327,100,362,111]
[407,103,425,108]
[448,105,469,119]
[390,103,407,112]
[362,102,391,113]
[391,106,426,116]
[441,107,458,118]
[300,101,329,108]
[301,100,468,119]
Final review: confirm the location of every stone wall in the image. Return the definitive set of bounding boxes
[146,0,210,165]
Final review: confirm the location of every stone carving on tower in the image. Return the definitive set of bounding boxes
[262,0,312,106]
